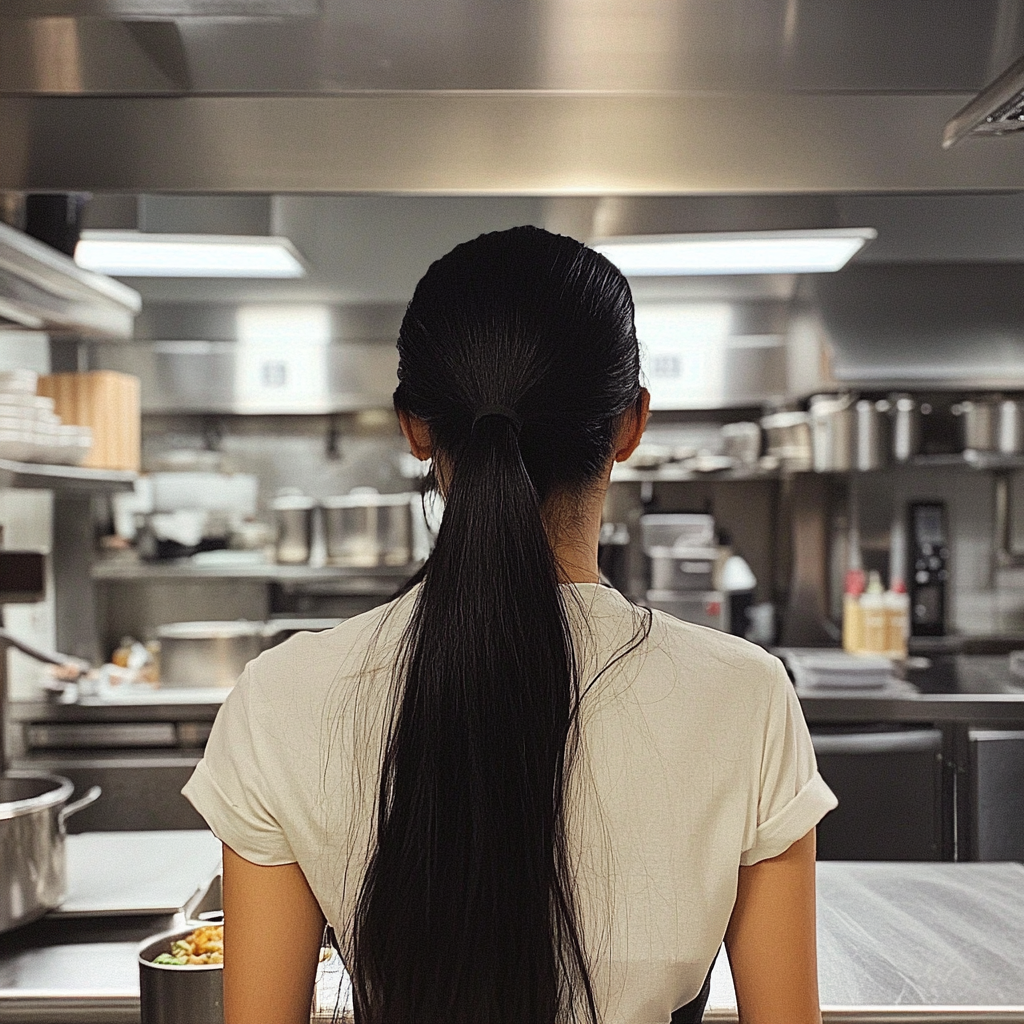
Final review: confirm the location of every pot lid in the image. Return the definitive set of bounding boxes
[157,620,266,640]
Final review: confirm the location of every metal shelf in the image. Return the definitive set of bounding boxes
[0,221,140,339]
[611,465,779,483]
[0,458,137,492]
[92,557,419,586]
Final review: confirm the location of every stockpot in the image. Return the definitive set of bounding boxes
[953,399,999,453]
[808,394,854,472]
[322,490,414,568]
[0,772,100,934]
[157,619,341,687]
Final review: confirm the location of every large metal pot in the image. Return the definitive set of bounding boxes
[808,394,854,472]
[157,619,341,688]
[139,925,223,1024]
[322,490,414,568]
[953,399,999,453]
[0,772,100,934]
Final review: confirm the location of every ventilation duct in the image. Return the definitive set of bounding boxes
[943,51,1024,148]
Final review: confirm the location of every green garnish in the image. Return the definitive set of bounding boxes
[152,953,187,965]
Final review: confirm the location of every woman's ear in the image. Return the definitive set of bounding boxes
[613,389,650,463]
[398,410,433,461]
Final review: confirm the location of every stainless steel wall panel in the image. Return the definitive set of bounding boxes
[2,93,1023,195]
[92,340,398,413]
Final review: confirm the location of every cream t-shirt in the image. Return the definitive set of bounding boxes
[183,582,837,1024]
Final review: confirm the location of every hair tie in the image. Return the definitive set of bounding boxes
[472,405,523,434]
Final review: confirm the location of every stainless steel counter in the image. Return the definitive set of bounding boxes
[707,862,1024,1022]
[1,848,1022,1023]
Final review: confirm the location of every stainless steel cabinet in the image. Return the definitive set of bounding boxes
[812,728,944,860]
[969,729,1024,862]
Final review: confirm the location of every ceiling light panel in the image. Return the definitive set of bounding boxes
[593,228,876,276]
[74,232,307,279]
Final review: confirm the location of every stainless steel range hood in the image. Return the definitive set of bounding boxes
[0,220,141,338]
[944,51,1024,147]
[1,0,1023,195]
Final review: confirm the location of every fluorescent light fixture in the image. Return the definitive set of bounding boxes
[593,228,877,276]
[74,231,306,278]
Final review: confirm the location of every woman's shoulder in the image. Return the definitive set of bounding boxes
[244,587,417,703]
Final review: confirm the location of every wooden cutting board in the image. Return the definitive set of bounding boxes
[37,370,141,471]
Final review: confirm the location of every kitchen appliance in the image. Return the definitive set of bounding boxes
[322,490,414,568]
[139,924,223,1024]
[809,394,854,472]
[0,772,100,934]
[640,513,718,591]
[640,514,729,630]
[644,590,730,632]
[157,619,341,688]
[908,501,948,636]
[272,493,317,565]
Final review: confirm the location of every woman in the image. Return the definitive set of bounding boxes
[184,225,837,1024]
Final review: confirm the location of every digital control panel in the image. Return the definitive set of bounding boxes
[909,501,948,636]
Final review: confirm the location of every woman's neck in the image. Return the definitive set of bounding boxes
[543,481,608,585]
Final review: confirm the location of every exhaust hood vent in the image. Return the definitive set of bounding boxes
[2,1,318,17]
[943,52,1024,148]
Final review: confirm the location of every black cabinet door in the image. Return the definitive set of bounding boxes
[812,729,944,861]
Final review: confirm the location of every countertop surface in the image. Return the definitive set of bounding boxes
[13,653,1024,728]
[1,834,1023,1023]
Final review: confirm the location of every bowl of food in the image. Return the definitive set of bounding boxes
[138,924,224,1024]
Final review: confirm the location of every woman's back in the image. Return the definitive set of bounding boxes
[185,226,835,1024]
[186,581,833,1023]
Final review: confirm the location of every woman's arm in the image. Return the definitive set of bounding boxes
[222,843,326,1024]
[724,828,822,1024]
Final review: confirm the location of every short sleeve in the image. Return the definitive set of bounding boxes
[182,664,297,866]
[740,658,838,866]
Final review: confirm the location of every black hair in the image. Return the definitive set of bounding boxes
[351,225,644,1024]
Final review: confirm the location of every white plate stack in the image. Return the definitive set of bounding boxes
[784,650,897,691]
[0,369,93,466]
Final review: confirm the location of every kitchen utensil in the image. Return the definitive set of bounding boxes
[953,399,998,453]
[322,490,414,568]
[809,393,854,472]
[854,399,890,471]
[759,410,812,471]
[36,370,140,471]
[156,619,340,688]
[271,492,316,564]
[0,772,100,934]
[891,394,923,462]
[997,398,1024,454]
[139,924,223,1024]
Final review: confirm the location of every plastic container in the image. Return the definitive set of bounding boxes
[884,584,910,659]
[860,571,888,654]
[842,569,865,655]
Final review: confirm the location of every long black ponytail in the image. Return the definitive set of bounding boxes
[351,226,643,1024]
